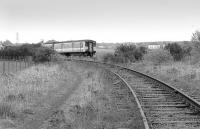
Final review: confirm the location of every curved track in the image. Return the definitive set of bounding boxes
[71,59,200,129]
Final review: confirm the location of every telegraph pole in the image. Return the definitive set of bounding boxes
[16,32,19,43]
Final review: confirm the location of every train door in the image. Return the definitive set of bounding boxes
[88,42,93,52]
[88,42,94,56]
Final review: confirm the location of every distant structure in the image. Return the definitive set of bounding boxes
[136,41,170,50]
[16,32,19,43]
[148,45,162,49]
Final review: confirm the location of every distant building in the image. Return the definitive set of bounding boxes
[97,46,105,49]
[148,45,161,49]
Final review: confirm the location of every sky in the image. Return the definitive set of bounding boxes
[0,0,200,43]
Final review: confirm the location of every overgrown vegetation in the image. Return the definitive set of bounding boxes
[191,30,200,42]
[164,43,191,61]
[0,43,55,62]
[103,44,146,63]
[143,49,173,65]
[0,63,77,127]
[100,30,200,111]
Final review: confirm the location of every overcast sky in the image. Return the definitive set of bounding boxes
[0,0,200,43]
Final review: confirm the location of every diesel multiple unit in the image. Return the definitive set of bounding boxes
[44,40,96,56]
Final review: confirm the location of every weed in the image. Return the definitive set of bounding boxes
[0,102,16,119]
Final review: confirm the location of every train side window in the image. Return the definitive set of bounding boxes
[44,44,52,48]
[63,43,72,48]
[85,42,88,47]
[93,42,96,47]
[80,42,84,48]
[73,42,81,48]
[54,44,62,49]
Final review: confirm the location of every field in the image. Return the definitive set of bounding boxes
[0,60,144,129]
[0,62,78,128]
[0,59,144,129]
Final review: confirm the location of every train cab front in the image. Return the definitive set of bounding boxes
[85,40,96,57]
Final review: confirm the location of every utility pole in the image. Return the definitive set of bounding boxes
[16,32,19,43]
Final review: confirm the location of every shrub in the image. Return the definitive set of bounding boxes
[191,30,200,42]
[0,102,16,118]
[32,46,54,63]
[0,43,55,63]
[110,44,146,63]
[165,43,191,61]
[144,49,173,65]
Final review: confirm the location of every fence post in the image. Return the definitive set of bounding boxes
[25,59,26,68]
[15,57,17,72]
[20,59,21,71]
[8,59,9,74]
[3,60,5,74]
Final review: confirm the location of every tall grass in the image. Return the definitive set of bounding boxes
[0,62,76,121]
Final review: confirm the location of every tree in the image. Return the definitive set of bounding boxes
[3,40,13,46]
[114,44,146,62]
[191,30,200,42]
[165,43,184,61]
[0,43,55,62]
[191,30,200,52]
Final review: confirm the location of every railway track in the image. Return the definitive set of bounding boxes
[104,68,148,129]
[71,59,200,129]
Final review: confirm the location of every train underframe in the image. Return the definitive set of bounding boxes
[60,51,96,57]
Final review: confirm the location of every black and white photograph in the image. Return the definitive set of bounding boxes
[1,0,200,128]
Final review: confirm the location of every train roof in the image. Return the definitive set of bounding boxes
[44,39,96,44]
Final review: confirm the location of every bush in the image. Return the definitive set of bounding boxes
[0,43,55,62]
[143,49,173,65]
[32,46,54,63]
[112,44,146,63]
[165,43,191,61]
[191,30,200,42]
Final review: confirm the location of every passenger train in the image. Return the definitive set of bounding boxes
[43,40,96,57]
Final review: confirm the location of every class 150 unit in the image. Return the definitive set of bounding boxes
[43,39,96,57]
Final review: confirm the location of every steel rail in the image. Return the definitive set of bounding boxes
[69,58,200,128]
[109,69,150,129]
[69,59,200,112]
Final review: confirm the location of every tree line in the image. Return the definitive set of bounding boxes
[103,30,200,63]
[0,43,54,62]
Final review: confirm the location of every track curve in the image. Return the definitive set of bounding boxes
[70,59,200,129]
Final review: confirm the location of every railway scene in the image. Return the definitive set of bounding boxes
[1,0,200,129]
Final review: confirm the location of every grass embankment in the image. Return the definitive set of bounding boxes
[0,62,78,128]
[130,62,200,98]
